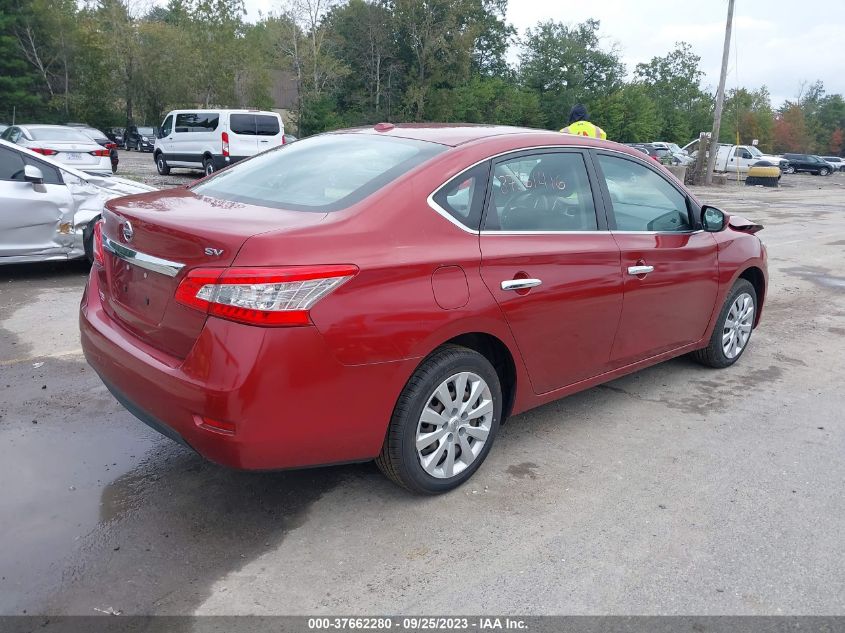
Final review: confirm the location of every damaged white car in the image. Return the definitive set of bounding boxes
[0,138,156,265]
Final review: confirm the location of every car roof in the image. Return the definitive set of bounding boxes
[336,123,642,154]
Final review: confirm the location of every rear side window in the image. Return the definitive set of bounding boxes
[192,134,445,212]
[229,114,256,135]
[228,114,280,136]
[256,115,280,136]
[431,163,489,230]
[175,113,219,133]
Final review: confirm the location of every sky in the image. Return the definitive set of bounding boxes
[236,0,845,107]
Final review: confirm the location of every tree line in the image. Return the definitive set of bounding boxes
[1,0,843,155]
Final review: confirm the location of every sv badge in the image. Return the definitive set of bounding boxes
[204,247,224,257]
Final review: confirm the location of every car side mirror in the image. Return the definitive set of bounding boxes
[701,205,726,232]
[24,164,44,185]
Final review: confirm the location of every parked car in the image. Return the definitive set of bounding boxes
[0,124,113,174]
[706,144,788,175]
[626,143,661,161]
[81,125,768,494]
[0,124,8,134]
[821,156,844,172]
[651,141,687,155]
[124,125,156,152]
[154,109,285,176]
[106,127,125,147]
[69,125,119,174]
[0,138,155,264]
[781,153,833,175]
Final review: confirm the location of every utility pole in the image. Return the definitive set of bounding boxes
[705,0,735,185]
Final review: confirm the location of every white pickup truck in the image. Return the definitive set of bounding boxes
[682,140,788,174]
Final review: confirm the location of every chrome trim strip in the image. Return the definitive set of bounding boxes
[425,144,687,235]
[102,235,185,277]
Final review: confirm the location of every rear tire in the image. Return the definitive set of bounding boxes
[203,158,215,176]
[376,345,502,494]
[692,279,757,368]
[156,153,170,175]
[784,165,795,174]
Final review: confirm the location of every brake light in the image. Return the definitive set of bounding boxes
[105,142,117,149]
[92,220,104,266]
[175,265,358,326]
[281,135,286,145]
[222,131,229,157]
[90,148,110,156]
[30,148,58,156]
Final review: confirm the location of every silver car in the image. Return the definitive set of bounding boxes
[0,124,112,174]
[0,139,156,265]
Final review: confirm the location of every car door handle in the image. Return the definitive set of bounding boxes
[501,279,542,291]
[627,265,654,275]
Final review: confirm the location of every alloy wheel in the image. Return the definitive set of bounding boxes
[722,292,754,359]
[416,371,493,479]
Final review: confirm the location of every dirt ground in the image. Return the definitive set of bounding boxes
[1,165,843,617]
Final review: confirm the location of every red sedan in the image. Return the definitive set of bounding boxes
[80,124,767,494]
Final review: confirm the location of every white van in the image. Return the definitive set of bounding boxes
[153,109,285,176]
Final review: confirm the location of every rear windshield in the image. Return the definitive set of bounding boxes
[229,114,280,136]
[30,127,91,141]
[192,134,445,212]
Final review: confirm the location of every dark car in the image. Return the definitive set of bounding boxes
[125,125,156,152]
[81,124,768,494]
[782,153,833,175]
[68,124,119,173]
[106,127,125,147]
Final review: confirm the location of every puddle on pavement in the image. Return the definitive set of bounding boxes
[782,265,845,291]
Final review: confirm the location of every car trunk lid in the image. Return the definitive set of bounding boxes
[100,187,327,358]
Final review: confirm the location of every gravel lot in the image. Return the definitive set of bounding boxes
[115,148,201,187]
[0,169,843,617]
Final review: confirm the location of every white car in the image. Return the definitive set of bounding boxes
[0,139,156,265]
[822,156,844,172]
[154,109,285,176]
[0,124,113,174]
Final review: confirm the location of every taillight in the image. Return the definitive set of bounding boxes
[90,148,110,157]
[92,220,104,266]
[31,148,58,156]
[105,142,117,149]
[281,135,286,145]
[175,265,358,326]
[222,131,229,157]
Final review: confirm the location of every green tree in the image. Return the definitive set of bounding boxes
[519,19,624,129]
[0,0,46,121]
[635,42,710,143]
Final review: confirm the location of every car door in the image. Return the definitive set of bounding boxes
[158,114,174,158]
[593,151,719,366]
[0,145,74,258]
[730,147,754,172]
[479,149,624,394]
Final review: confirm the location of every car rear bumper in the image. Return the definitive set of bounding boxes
[79,269,412,470]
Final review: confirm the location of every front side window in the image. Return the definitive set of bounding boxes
[485,152,598,232]
[0,146,25,180]
[431,163,489,230]
[597,154,692,232]
[192,134,444,212]
[161,115,173,137]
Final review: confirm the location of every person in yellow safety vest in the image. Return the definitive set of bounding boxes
[560,103,607,140]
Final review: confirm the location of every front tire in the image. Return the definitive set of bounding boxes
[156,153,170,175]
[692,279,757,368]
[376,345,502,494]
[819,167,830,176]
[82,217,100,264]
